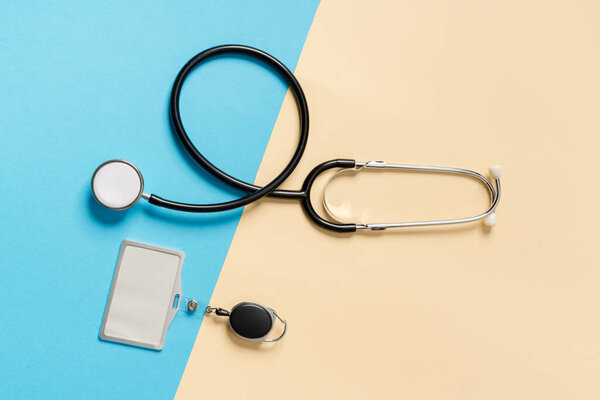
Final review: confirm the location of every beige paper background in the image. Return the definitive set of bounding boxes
[176,0,600,398]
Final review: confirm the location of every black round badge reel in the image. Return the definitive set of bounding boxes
[205,302,287,342]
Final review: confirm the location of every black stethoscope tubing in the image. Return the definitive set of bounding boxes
[147,45,358,232]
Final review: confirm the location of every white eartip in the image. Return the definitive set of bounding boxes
[489,165,502,180]
[483,212,497,227]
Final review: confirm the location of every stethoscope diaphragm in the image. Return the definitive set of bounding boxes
[91,160,144,210]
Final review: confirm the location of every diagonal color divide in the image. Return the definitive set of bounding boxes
[0,1,319,399]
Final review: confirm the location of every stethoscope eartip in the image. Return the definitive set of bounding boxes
[483,212,498,227]
[489,165,502,180]
[91,160,144,210]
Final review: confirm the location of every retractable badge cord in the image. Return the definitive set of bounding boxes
[185,300,287,343]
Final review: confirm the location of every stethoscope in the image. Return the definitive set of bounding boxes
[91,45,502,232]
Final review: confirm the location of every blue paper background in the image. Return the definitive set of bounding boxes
[0,1,318,398]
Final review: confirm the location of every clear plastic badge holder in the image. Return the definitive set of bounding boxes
[99,240,200,350]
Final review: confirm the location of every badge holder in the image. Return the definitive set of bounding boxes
[99,240,185,350]
[99,240,286,350]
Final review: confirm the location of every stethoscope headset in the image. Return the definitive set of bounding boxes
[92,44,502,233]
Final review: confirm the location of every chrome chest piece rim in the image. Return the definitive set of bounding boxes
[91,160,145,210]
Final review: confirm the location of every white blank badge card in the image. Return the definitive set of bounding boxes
[99,240,184,350]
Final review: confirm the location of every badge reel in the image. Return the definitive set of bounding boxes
[196,302,287,343]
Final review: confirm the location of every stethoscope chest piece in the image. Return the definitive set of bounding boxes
[206,302,287,342]
[91,160,144,210]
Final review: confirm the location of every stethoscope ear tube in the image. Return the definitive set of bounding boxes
[300,159,359,232]
[153,44,310,213]
[318,161,502,231]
